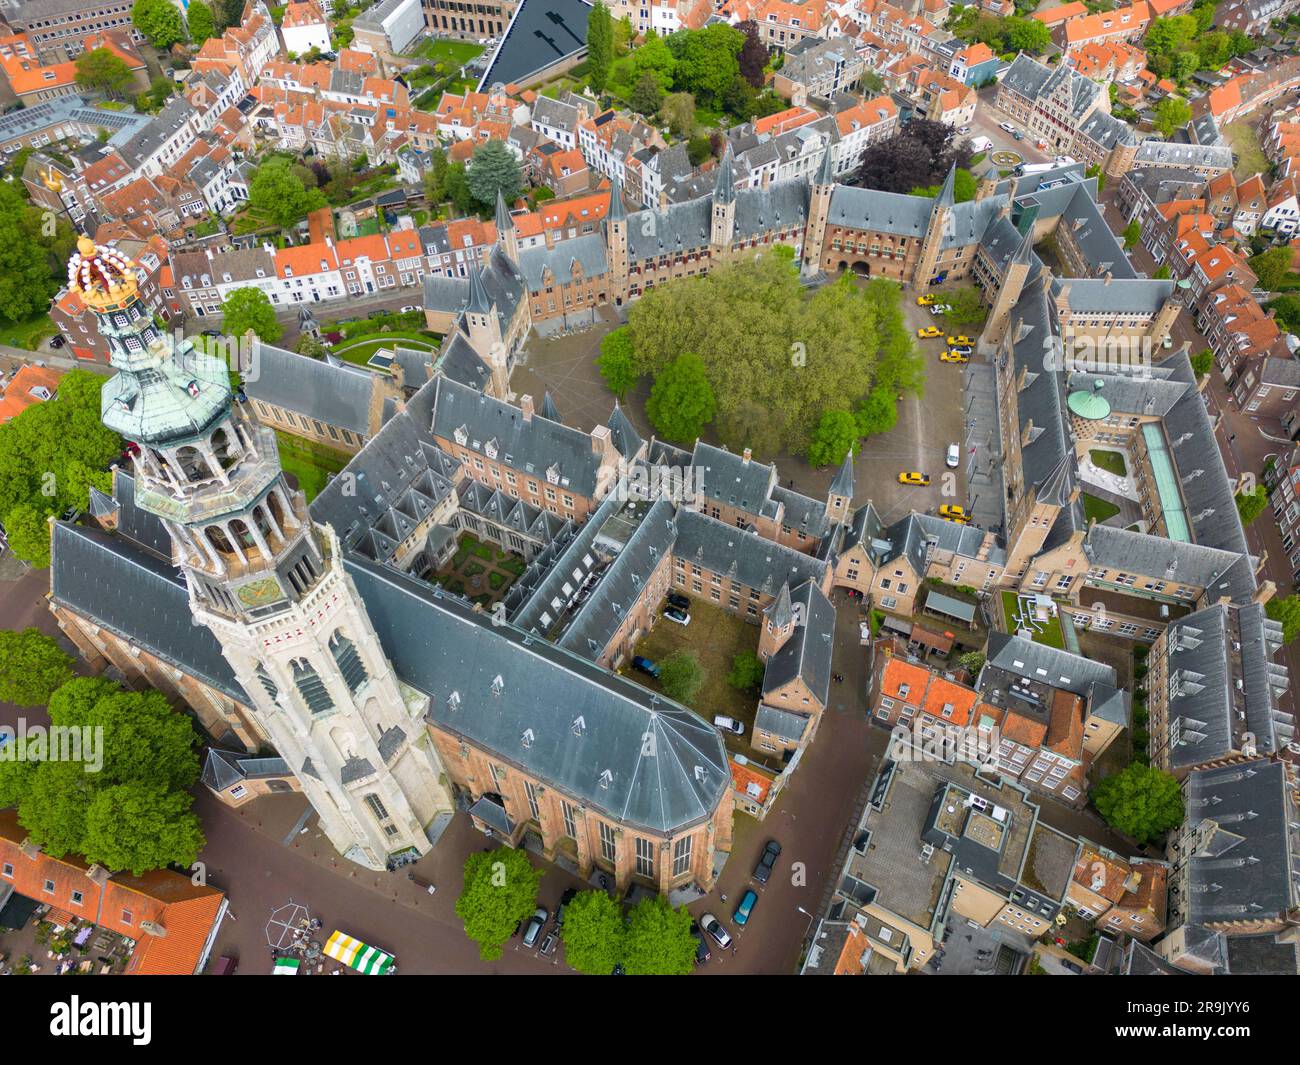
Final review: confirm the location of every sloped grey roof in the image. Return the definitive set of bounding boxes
[761,579,834,706]
[433,377,606,499]
[1181,760,1296,927]
[999,53,1052,99]
[673,508,827,593]
[244,343,376,435]
[827,184,932,237]
[691,441,778,517]
[607,402,643,459]
[517,232,608,288]
[112,468,171,559]
[984,633,1116,698]
[943,195,1006,250]
[628,196,712,260]
[754,704,809,742]
[1134,140,1234,172]
[771,484,829,541]
[50,522,246,705]
[734,179,809,240]
[435,330,493,393]
[1057,185,1137,279]
[1055,277,1173,313]
[347,558,730,834]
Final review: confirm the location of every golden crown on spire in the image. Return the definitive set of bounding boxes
[67,235,139,309]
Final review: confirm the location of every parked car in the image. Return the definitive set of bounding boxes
[713,715,744,735]
[1060,958,1084,974]
[999,121,1016,134]
[632,656,660,679]
[947,335,974,346]
[691,924,712,964]
[555,887,577,926]
[917,325,942,338]
[733,889,758,926]
[664,606,690,626]
[940,350,969,364]
[897,471,930,486]
[752,839,782,885]
[48,334,66,348]
[399,305,419,313]
[538,931,557,957]
[699,913,732,949]
[946,443,960,468]
[522,907,548,948]
[916,294,936,306]
[667,592,690,611]
[939,504,970,524]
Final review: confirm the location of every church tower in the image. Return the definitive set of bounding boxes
[464,264,512,400]
[710,144,737,254]
[495,187,518,261]
[68,236,453,871]
[985,225,1034,346]
[914,164,956,290]
[606,175,629,305]
[802,146,835,278]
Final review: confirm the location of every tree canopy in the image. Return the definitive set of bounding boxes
[0,370,120,567]
[726,650,765,691]
[807,409,859,468]
[626,256,921,456]
[0,180,77,325]
[131,0,185,48]
[560,889,624,974]
[597,326,639,400]
[0,677,204,875]
[858,119,972,196]
[221,286,283,343]
[75,48,136,97]
[187,0,216,45]
[586,1,614,93]
[248,156,327,228]
[1093,763,1185,844]
[622,895,697,975]
[0,629,76,706]
[467,139,522,209]
[1152,96,1192,137]
[1265,595,1300,645]
[454,847,543,961]
[658,651,704,705]
[1249,245,1294,291]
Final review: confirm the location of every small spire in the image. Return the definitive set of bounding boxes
[935,163,957,210]
[1011,224,1035,267]
[815,143,836,186]
[608,175,627,223]
[495,188,513,233]
[540,391,561,423]
[715,144,736,205]
[466,266,491,314]
[830,450,854,499]
[766,582,794,630]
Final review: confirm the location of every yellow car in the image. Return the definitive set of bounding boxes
[940,350,970,363]
[898,471,931,486]
[947,335,974,346]
[916,294,936,306]
[917,325,942,338]
[939,504,970,523]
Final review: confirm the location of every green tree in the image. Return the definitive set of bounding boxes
[629,71,665,115]
[186,0,215,44]
[646,352,715,443]
[597,326,639,400]
[912,168,977,203]
[807,409,858,467]
[860,69,884,94]
[467,139,522,209]
[854,386,899,438]
[666,23,744,108]
[622,895,697,975]
[3,503,52,567]
[1265,595,1300,644]
[132,0,185,48]
[944,286,987,328]
[1236,485,1268,526]
[454,848,543,961]
[221,286,283,343]
[658,650,704,705]
[586,0,614,94]
[561,889,624,974]
[630,30,676,88]
[1249,245,1294,291]
[687,134,713,166]
[248,156,326,228]
[660,91,696,138]
[444,161,476,216]
[0,628,75,705]
[1003,16,1052,53]
[957,650,986,676]
[1092,763,1185,844]
[1191,348,1213,378]
[75,48,135,97]
[1144,14,1197,56]
[1153,265,1171,280]
[0,181,76,325]
[1121,220,1142,248]
[726,650,765,691]
[295,333,328,359]
[1266,293,1300,333]
[0,678,204,872]
[1152,96,1192,137]
[422,146,449,205]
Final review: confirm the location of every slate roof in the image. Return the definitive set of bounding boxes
[754,704,809,743]
[244,343,376,435]
[826,184,932,238]
[762,579,834,706]
[734,179,809,240]
[690,441,779,517]
[627,196,712,260]
[347,558,730,834]
[516,232,608,288]
[984,633,1117,697]
[673,508,828,593]
[1180,760,1298,928]
[432,376,606,499]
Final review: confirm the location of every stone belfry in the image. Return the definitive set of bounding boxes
[67,236,452,871]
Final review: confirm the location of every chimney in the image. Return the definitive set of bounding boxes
[85,863,110,887]
[204,247,214,261]
[139,920,167,938]
[742,447,752,464]
[590,424,613,455]
[1103,271,1112,286]
[19,837,40,860]
[520,394,534,421]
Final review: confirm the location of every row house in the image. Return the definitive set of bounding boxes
[1141,199,1213,266]
[1197,283,1292,383]
[1166,227,1258,303]
[1069,40,1147,84]
[116,95,201,180]
[1264,445,1300,587]
[1262,175,1300,237]
[191,2,279,89]
[1231,356,1300,420]
[724,0,831,52]
[772,35,866,105]
[944,41,1000,87]
[908,68,977,128]
[830,94,898,174]
[529,143,591,199]
[280,0,333,57]
[529,94,584,151]
[419,216,498,278]
[1052,1,1150,55]
[606,0,714,35]
[185,71,247,136]
[260,58,411,110]
[1204,171,1268,236]
[1065,845,1168,941]
[1217,0,1300,34]
[434,89,524,141]
[0,30,146,105]
[1115,165,1205,233]
[1194,54,1300,127]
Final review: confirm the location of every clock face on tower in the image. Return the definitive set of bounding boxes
[237,577,285,609]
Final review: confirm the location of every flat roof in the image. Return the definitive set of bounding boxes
[926,591,977,623]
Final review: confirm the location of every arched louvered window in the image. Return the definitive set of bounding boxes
[255,664,278,703]
[292,658,334,714]
[329,630,368,695]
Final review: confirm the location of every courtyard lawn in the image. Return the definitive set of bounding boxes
[1223,121,1270,181]
[0,312,56,351]
[274,431,351,501]
[1089,449,1127,476]
[629,601,760,746]
[437,532,522,605]
[1000,590,1066,650]
[1082,492,1121,524]
[410,38,484,66]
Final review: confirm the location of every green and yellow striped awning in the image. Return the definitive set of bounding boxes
[323,930,394,975]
